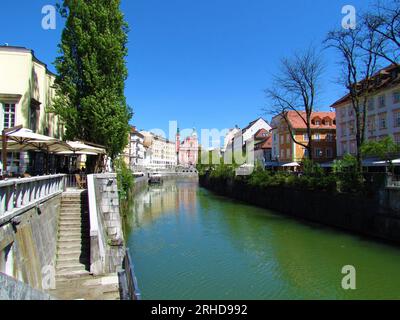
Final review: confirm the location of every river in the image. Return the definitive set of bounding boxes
[123,179,400,300]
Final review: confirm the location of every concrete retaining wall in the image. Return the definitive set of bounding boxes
[0,272,55,300]
[0,194,61,291]
[89,174,125,275]
[200,175,400,244]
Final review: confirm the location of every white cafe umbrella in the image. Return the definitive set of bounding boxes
[60,141,106,155]
[0,128,68,152]
[1,128,70,174]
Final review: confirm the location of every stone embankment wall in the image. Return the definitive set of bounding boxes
[200,175,400,244]
[0,195,61,291]
[89,174,125,276]
[0,272,55,300]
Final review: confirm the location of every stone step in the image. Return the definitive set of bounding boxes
[59,220,87,226]
[56,270,91,281]
[56,262,88,273]
[58,248,89,256]
[57,255,90,265]
[58,243,90,252]
[58,234,84,241]
[58,235,89,241]
[60,217,83,222]
[59,224,82,230]
[59,225,84,232]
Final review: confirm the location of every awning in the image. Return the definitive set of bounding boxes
[281,162,300,167]
[1,128,69,153]
[59,141,106,155]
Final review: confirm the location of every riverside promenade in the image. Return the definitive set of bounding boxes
[0,173,139,300]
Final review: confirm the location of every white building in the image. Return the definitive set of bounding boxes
[124,126,145,172]
[332,64,400,158]
[232,118,271,152]
[224,118,271,164]
[141,131,177,171]
[222,126,241,154]
[0,45,64,175]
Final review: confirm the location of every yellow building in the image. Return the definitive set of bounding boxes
[0,45,64,174]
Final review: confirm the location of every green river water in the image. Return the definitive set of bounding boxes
[123,179,400,300]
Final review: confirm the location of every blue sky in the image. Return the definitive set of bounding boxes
[0,0,371,137]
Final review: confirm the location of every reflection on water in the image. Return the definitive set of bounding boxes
[124,180,198,231]
[124,179,400,300]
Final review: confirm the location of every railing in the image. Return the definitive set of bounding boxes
[0,174,65,223]
[119,248,141,300]
[387,174,400,188]
[64,174,88,189]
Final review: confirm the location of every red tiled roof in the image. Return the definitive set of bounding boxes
[330,64,400,108]
[282,111,336,130]
[255,136,272,149]
[254,128,270,140]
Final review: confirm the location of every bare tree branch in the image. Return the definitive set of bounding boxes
[264,47,325,160]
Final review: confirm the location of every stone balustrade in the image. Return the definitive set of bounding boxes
[0,174,65,225]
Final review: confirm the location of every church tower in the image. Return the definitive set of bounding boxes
[176,127,180,165]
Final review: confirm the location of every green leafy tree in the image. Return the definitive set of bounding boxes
[52,0,132,159]
[361,136,399,172]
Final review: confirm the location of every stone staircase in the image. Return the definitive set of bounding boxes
[56,190,91,280]
[51,190,120,300]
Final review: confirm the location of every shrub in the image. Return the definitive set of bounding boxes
[114,157,134,199]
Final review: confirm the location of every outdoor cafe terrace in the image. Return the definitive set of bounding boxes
[0,126,107,188]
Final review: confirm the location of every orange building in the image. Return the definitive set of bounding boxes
[271,111,337,164]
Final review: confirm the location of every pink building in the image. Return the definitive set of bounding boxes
[177,128,199,167]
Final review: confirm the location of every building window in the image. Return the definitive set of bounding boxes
[286,148,290,159]
[379,114,387,130]
[350,141,356,155]
[393,91,400,104]
[348,108,354,117]
[281,149,284,159]
[326,148,333,158]
[29,104,38,133]
[315,148,322,158]
[303,134,309,141]
[368,98,375,111]
[3,103,16,129]
[326,133,334,141]
[340,124,347,137]
[394,111,400,128]
[394,134,400,146]
[280,135,284,144]
[379,95,386,108]
[349,121,355,135]
[314,133,321,141]
[342,142,348,155]
[286,134,290,143]
[368,116,376,132]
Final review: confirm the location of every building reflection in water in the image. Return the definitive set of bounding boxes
[124,179,198,231]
